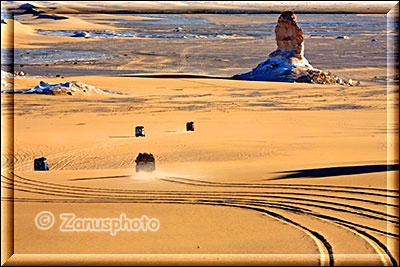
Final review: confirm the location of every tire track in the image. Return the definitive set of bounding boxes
[2,188,397,265]
[175,45,203,73]
[3,174,399,238]
[168,176,400,194]
[3,172,398,265]
[3,174,398,224]
[2,189,395,266]
[7,173,398,209]
[13,136,135,171]
[160,177,398,198]
[2,195,334,265]
[2,182,335,265]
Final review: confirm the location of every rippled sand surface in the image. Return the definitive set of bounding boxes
[1,2,398,265]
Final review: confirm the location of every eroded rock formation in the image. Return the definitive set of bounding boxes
[1,81,114,95]
[274,11,304,59]
[232,11,353,86]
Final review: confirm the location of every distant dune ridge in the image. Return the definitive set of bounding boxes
[232,11,353,85]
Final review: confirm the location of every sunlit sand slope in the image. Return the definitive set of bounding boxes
[1,75,398,265]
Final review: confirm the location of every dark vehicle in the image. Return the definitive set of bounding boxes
[135,126,145,137]
[34,157,49,171]
[186,121,194,131]
[135,153,155,172]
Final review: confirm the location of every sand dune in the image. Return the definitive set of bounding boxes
[1,74,398,264]
[1,10,124,48]
[1,19,35,48]
[17,14,117,31]
[1,4,398,266]
[1,18,108,48]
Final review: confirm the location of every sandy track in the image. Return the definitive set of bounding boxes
[2,171,398,265]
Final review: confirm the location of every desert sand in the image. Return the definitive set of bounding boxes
[1,2,399,266]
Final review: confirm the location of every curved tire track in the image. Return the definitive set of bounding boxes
[2,172,398,266]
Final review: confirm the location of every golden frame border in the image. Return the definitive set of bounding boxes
[1,1,399,266]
